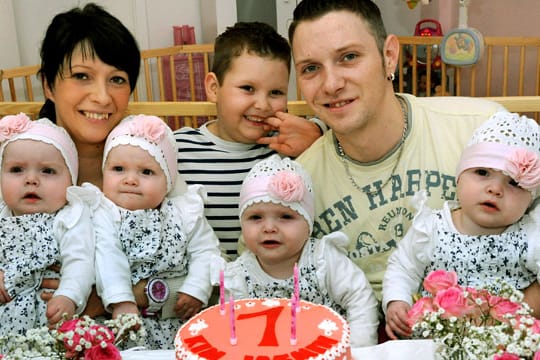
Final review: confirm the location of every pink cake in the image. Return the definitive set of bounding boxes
[175,298,351,360]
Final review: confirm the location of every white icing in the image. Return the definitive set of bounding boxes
[187,319,208,336]
[318,319,339,336]
[261,298,280,307]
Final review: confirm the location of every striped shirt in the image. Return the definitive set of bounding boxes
[174,121,275,259]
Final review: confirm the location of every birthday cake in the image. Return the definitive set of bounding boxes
[175,298,351,359]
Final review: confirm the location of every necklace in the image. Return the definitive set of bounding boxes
[336,96,409,196]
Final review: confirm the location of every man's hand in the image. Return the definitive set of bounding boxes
[257,111,322,157]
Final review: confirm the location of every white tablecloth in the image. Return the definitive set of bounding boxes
[120,340,437,360]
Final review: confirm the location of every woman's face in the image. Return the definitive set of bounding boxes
[44,45,132,148]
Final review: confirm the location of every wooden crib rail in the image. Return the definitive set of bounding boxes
[1,97,538,129]
[2,36,539,104]
[0,64,41,102]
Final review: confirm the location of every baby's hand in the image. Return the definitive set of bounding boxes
[385,300,413,340]
[46,295,76,328]
[174,292,203,321]
[112,301,139,319]
[0,271,12,304]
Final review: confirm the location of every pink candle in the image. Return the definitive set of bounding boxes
[290,295,297,345]
[219,269,225,315]
[293,263,300,312]
[229,295,237,345]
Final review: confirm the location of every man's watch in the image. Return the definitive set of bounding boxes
[142,278,170,317]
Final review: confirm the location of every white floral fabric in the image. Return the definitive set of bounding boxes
[383,191,540,312]
[0,186,96,338]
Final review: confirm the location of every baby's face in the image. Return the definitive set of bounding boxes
[455,167,532,234]
[241,201,309,271]
[103,144,167,210]
[206,52,289,144]
[1,139,71,216]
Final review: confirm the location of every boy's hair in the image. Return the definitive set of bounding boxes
[289,0,388,56]
[212,22,291,84]
[39,3,140,119]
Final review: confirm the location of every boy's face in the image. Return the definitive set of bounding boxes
[103,145,168,211]
[1,140,71,216]
[205,52,289,144]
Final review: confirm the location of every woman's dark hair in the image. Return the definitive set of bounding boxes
[39,3,140,120]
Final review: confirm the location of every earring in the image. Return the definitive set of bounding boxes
[387,73,395,81]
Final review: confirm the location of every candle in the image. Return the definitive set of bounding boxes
[219,269,225,315]
[290,294,297,345]
[293,263,300,312]
[229,295,237,345]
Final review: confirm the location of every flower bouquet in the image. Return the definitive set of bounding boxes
[0,313,145,360]
[408,269,540,360]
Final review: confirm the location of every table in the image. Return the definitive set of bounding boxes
[120,340,438,360]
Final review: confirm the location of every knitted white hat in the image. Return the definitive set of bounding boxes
[456,111,540,193]
[0,113,78,185]
[239,154,315,233]
[103,115,178,193]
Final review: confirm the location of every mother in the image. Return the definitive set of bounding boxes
[39,3,140,189]
[37,3,145,317]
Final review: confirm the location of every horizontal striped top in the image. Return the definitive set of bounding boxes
[174,121,275,259]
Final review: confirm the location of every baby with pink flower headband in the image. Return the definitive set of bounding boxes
[90,114,221,349]
[239,154,315,233]
[214,154,380,347]
[383,112,540,340]
[0,113,95,336]
[456,111,540,195]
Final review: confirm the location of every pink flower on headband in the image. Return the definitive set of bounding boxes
[505,148,540,190]
[0,113,32,141]
[267,170,305,202]
[128,116,166,143]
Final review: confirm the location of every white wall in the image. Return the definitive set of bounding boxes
[0,0,20,68]
[0,0,202,68]
[1,0,421,69]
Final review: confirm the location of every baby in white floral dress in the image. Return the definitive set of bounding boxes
[91,114,221,349]
[383,112,540,340]
[0,113,95,337]
[213,154,379,347]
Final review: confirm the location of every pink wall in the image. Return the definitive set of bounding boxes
[419,0,540,96]
[421,0,540,36]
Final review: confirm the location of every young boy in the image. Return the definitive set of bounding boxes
[174,22,321,259]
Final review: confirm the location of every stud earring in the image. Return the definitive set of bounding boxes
[387,73,395,81]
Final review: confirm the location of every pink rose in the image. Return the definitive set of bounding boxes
[84,343,121,360]
[57,318,81,333]
[489,297,522,322]
[434,286,472,318]
[466,287,492,317]
[505,148,540,190]
[423,270,458,295]
[267,171,305,202]
[493,353,520,360]
[407,296,434,327]
[0,113,32,141]
[534,350,540,360]
[129,115,166,143]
